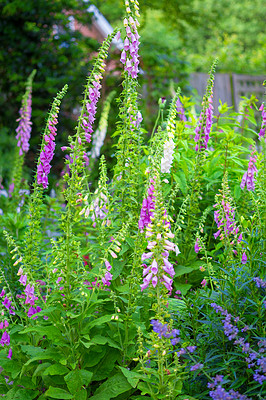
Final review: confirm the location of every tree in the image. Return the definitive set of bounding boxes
[0,0,98,181]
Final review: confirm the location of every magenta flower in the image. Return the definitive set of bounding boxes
[240,151,257,192]
[0,331,10,346]
[201,279,207,287]
[241,252,247,264]
[176,97,187,122]
[194,238,200,253]
[19,274,27,286]
[7,348,12,359]
[102,260,113,286]
[138,182,155,232]
[37,113,58,189]
[81,78,102,143]
[259,103,266,141]
[15,74,34,156]
[121,18,140,79]
[36,85,67,188]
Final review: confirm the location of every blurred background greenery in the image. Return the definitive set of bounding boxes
[0,0,265,185]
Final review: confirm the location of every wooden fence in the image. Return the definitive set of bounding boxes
[190,73,265,114]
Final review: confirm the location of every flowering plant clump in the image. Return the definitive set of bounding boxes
[0,2,265,399]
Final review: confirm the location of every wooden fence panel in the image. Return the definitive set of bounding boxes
[232,74,265,110]
[190,73,265,114]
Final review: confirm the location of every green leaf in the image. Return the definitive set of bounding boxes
[32,363,51,385]
[119,366,142,388]
[89,373,132,400]
[174,282,192,295]
[174,265,194,277]
[80,370,93,386]
[173,170,187,195]
[167,298,186,311]
[5,388,38,400]
[75,389,87,400]
[44,387,73,399]
[20,325,63,343]
[86,315,112,329]
[64,370,82,394]
[43,364,69,376]
[91,348,118,381]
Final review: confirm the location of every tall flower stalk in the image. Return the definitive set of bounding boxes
[9,70,36,211]
[23,85,68,273]
[60,31,117,299]
[114,0,143,223]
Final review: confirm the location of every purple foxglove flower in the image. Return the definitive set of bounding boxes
[143,265,151,277]
[7,348,12,359]
[19,274,27,286]
[0,331,10,346]
[213,230,221,239]
[162,258,175,277]
[124,37,130,51]
[120,50,127,64]
[259,103,266,141]
[15,80,33,156]
[151,259,158,274]
[105,260,112,271]
[194,238,200,253]
[241,252,247,264]
[240,151,257,191]
[201,279,207,287]
[162,274,173,292]
[152,276,158,288]
[141,252,153,261]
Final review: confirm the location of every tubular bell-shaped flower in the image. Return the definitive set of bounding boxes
[121,3,140,80]
[15,70,36,156]
[194,59,217,151]
[213,173,246,262]
[139,175,179,294]
[37,85,68,189]
[240,149,257,191]
[259,102,266,141]
[161,91,180,174]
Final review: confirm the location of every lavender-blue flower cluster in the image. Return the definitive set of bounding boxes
[150,319,180,345]
[211,303,266,385]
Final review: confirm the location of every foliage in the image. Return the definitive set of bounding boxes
[0,1,265,399]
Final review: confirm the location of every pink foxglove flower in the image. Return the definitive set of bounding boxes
[37,85,67,189]
[240,151,257,192]
[140,178,177,294]
[120,17,140,79]
[15,88,33,156]
[241,252,247,264]
[259,103,266,141]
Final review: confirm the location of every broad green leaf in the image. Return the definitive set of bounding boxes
[43,364,69,376]
[80,370,93,386]
[89,373,132,400]
[75,389,87,400]
[119,366,142,388]
[5,388,38,400]
[174,265,194,277]
[20,325,63,343]
[64,370,82,394]
[32,363,51,385]
[91,348,118,381]
[44,387,73,399]
[174,282,192,295]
